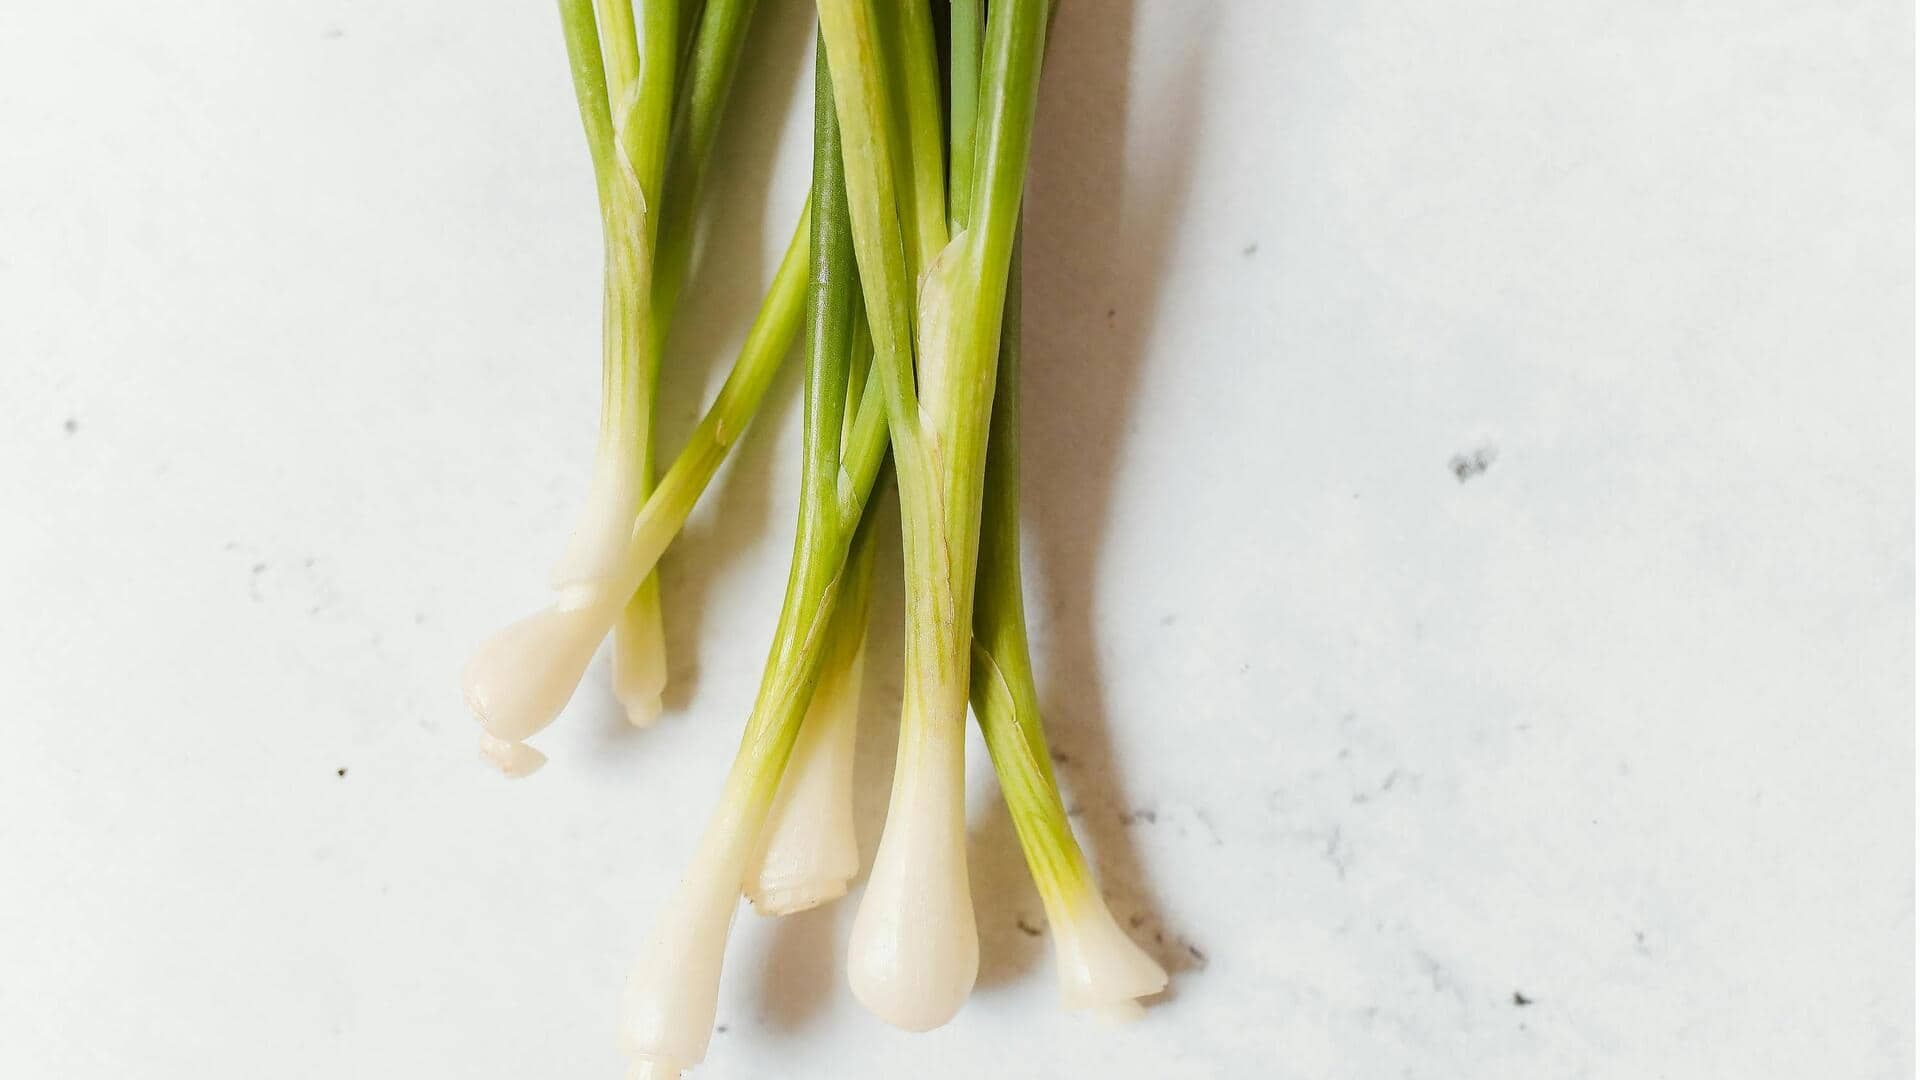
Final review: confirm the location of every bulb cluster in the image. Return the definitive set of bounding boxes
[463,2,1168,1074]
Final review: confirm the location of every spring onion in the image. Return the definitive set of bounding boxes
[470,0,771,764]
[618,49,892,1074]
[745,491,880,916]
[971,253,1169,1014]
[465,210,809,770]
[469,2,1170,1069]
[816,0,1051,1031]
[608,0,765,726]
[545,0,676,685]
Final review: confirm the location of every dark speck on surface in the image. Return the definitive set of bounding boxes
[1158,613,1175,626]
[1241,242,1258,256]
[336,767,347,778]
[1513,991,1534,1006]
[63,417,78,435]
[714,1025,728,1034]
[1049,749,1071,765]
[1120,808,1158,826]
[1128,912,1208,973]
[1449,445,1498,483]
[1015,918,1042,937]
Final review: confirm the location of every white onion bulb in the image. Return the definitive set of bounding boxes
[745,634,866,915]
[845,714,976,1031]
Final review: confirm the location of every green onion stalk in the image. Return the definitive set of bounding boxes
[466,0,797,774]
[618,47,894,1077]
[545,0,679,727]
[743,487,879,916]
[970,249,1168,1017]
[610,0,767,727]
[464,207,808,776]
[744,327,883,916]
[814,0,1049,1031]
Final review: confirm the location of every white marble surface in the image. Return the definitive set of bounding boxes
[1,2,1912,1077]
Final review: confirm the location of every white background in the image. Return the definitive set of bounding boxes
[1,2,1912,1078]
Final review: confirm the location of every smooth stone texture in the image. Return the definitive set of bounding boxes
[0,2,1909,1078]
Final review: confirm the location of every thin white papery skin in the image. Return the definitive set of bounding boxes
[611,585,669,727]
[550,445,646,609]
[910,231,969,437]
[744,634,867,916]
[477,732,548,778]
[555,78,659,608]
[619,788,759,1078]
[461,476,685,755]
[841,228,983,1030]
[845,678,978,1032]
[1049,894,1169,1012]
[462,596,622,773]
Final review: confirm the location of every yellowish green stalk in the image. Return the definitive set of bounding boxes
[549,0,678,711]
[465,207,811,770]
[818,0,1051,1034]
[619,52,895,1072]
[651,0,763,343]
[481,0,776,748]
[947,0,981,230]
[744,492,881,915]
[970,251,1168,1014]
[747,322,884,918]
[610,0,762,724]
[870,0,948,271]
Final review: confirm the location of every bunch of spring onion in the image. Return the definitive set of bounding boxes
[465,0,807,775]
[463,2,1165,1074]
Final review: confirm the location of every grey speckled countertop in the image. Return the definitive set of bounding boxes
[2,2,1911,1078]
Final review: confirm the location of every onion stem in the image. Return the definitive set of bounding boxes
[818,0,1051,1033]
[548,0,674,610]
[745,485,881,915]
[582,0,765,725]
[616,0,764,724]
[487,7,1147,1070]
[970,250,1168,1012]
[464,208,811,769]
[619,46,894,1072]
[946,0,981,231]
